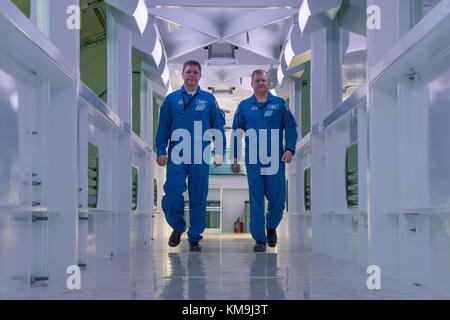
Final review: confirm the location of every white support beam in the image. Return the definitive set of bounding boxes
[225,33,280,63]
[133,23,162,67]
[107,12,132,254]
[199,68,226,83]
[289,80,301,214]
[299,0,342,34]
[225,79,254,92]
[147,0,301,8]
[337,0,367,35]
[106,0,148,34]
[219,66,262,83]
[34,0,80,284]
[150,8,221,38]
[47,84,79,283]
[222,9,298,39]
[310,22,342,255]
[366,0,425,280]
[45,0,80,72]
[164,28,218,60]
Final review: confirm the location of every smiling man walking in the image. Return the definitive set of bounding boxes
[231,69,298,252]
[156,60,226,252]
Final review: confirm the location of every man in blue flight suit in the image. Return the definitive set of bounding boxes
[231,69,298,252]
[156,60,226,252]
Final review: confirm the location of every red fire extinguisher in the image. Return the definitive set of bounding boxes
[234,217,243,233]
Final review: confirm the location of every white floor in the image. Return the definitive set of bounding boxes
[1,232,450,300]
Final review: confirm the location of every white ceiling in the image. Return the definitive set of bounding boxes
[146,0,302,120]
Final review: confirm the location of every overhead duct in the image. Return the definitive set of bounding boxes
[205,43,238,66]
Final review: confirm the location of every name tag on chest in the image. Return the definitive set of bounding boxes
[264,110,273,118]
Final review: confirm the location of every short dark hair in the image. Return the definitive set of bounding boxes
[251,69,269,82]
[183,60,202,73]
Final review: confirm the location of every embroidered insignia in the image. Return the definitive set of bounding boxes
[195,100,207,111]
[268,104,279,110]
[251,106,258,111]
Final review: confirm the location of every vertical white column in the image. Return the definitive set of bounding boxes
[357,102,369,268]
[146,80,154,148]
[107,12,132,254]
[33,0,80,71]
[367,0,421,67]
[144,153,153,243]
[310,23,342,255]
[366,0,420,278]
[30,0,49,35]
[37,0,80,283]
[47,86,78,281]
[77,106,89,267]
[288,81,301,215]
[146,80,155,242]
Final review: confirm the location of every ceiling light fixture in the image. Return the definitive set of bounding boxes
[277,63,284,86]
[166,83,173,96]
[284,39,295,68]
[298,0,312,33]
[152,39,163,67]
[161,64,170,86]
[133,0,149,34]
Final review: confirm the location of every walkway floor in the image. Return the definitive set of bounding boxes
[1,233,449,300]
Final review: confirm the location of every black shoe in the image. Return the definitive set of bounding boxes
[253,242,266,252]
[189,242,201,252]
[267,228,277,247]
[168,230,183,247]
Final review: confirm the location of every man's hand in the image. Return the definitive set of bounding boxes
[231,159,241,174]
[281,150,293,164]
[214,154,223,167]
[157,155,168,167]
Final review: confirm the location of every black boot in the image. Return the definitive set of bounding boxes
[189,242,202,252]
[168,230,183,247]
[267,228,277,247]
[253,242,267,252]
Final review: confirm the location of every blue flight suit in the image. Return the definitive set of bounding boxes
[232,92,298,244]
[156,85,226,244]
